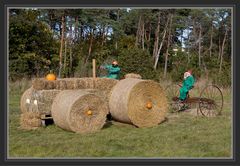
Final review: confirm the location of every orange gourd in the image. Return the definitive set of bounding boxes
[86,110,92,116]
[46,72,56,81]
[146,102,152,109]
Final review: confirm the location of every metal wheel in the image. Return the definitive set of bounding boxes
[165,84,181,112]
[198,85,223,117]
[165,84,181,101]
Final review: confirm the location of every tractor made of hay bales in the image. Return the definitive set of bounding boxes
[166,84,224,117]
[20,77,169,133]
[19,59,169,133]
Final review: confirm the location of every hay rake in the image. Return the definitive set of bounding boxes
[166,84,224,117]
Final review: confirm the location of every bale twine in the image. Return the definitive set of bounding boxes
[124,73,142,79]
[20,87,61,114]
[51,90,109,133]
[20,111,42,130]
[109,78,168,128]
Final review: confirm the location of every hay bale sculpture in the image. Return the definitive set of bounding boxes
[109,78,169,128]
[51,90,109,134]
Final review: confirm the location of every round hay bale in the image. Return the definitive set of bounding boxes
[20,111,42,130]
[109,78,168,128]
[51,90,109,133]
[20,88,61,114]
[124,73,142,79]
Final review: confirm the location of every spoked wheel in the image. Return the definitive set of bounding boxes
[165,84,181,112]
[198,85,223,117]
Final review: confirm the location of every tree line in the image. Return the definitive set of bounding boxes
[9,8,231,86]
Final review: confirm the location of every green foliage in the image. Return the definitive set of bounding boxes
[118,47,158,80]
[211,61,231,87]
[8,8,231,87]
[9,9,59,80]
[169,52,202,82]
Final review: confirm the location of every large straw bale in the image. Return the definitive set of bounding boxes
[20,87,61,114]
[51,90,109,134]
[109,78,168,128]
[20,111,42,130]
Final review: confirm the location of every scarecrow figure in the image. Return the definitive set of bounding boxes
[100,60,121,80]
[179,70,195,101]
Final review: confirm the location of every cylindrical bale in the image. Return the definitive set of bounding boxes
[20,87,61,114]
[51,90,109,133]
[109,78,168,128]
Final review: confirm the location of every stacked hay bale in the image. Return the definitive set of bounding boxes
[109,78,168,128]
[51,90,109,133]
[20,111,42,130]
[124,73,142,79]
[32,77,118,102]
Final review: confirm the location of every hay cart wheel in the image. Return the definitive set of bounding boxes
[198,85,223,117]
[166,84,181,112]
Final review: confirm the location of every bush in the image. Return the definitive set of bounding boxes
[118,47,158,80]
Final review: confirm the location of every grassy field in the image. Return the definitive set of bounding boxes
[8,81,232,158]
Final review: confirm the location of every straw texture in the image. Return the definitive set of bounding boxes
[109,78,168,128]
[51,90,109,133]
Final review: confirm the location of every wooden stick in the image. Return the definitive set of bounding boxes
[92,59,96,79]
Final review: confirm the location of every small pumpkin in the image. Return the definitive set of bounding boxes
[46,71,56,81]
[86,110,92,116]
[146,101,152,109]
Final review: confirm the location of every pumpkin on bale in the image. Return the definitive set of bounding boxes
[46,71,56,81]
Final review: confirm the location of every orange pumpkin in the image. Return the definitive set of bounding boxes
[86,110,92,116]
[146,101,152,109]
[46,73,56,81]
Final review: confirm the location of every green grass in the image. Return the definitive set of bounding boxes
[8,87,232,158]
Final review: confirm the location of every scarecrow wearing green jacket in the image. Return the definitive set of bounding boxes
[100,60,121,80]
[179,70,195,101]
